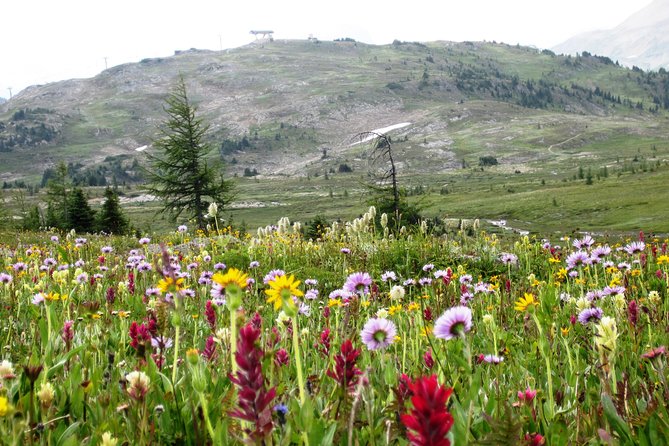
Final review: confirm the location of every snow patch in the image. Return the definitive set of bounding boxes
[350,122,411,146]
[135,145,148,152]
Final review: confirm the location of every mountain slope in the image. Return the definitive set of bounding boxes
[0,39,668,185]
[553,0,669,70]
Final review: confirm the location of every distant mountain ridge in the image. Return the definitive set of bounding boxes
[553,0,669,70]
[0,39,668,184]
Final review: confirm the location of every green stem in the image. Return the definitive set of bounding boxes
[292,316,306,404]
[199,393,217,445]
[230,310,237,375]
[532,312,554,419]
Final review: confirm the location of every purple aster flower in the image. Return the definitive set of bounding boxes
[93,273,104,280]
[145,287,161,297]
[305,289,319,300]
[343,272,373,296]
[75,272,89,284]
[624,241,645,255]
[304,278,318,287]
[203,255,211,263]
[12,262,27,272]
[151,336,174,350]
[214,262,226,271]
[603,285,626,296]
[585,289,604,301]
[177,225,188,233]
[573,235,595,250]
[403,278,416,287]
[187,262,199,271]
[57,264,69,271]
[568,270,579,278]
[479,354,504,364]
[577,307,603,325]
[434,269,450,279]
[460,291,474,305]
[617,262,632,271]
[32,292,46,305]
[566,251,590,269]
[43,258,57,267]
[422,263,435,272]
[474,282,492,294]
[499,253,518,265]
[75,238,87,245]
[249,260,260,269]
[591,245,611,260]
[381,271,397,282]
[360,318,397,351]
[263,269,286,284]
[298,302,311,316]
[74,259,85,268]
[137,262,152,273]
[459,274,473,284]
[211,283,225,301]
[99,266,109,272]
[329,289,353,300]
[51,235,59,243]
[419,277,432,287]
[101,246,113,254]
[246,278,255,287]
[0,273,12,284]
[434,306,473,340]
[180,289,195,298]
[138,237,151,245]
[340,247,351,254]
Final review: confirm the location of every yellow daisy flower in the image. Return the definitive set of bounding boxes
[265,274,303,311]
[157,276,185,294]
[212,268,248,289]
[514,293,538,312]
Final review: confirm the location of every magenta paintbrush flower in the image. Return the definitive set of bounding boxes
[401,374,454,446]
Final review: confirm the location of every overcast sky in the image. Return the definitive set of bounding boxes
[0,0,654,97]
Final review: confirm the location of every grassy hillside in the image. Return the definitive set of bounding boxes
[0,40,668,233]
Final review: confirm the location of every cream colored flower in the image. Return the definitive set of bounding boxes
[100,432,118,446]
[126,371,150,401]
[37,382,55,408]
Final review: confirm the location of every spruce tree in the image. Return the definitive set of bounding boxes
[66,188,96,233]
[97,187,129,234]
[144,77,233,229]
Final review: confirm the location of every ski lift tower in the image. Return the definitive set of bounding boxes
[250,30,274,41]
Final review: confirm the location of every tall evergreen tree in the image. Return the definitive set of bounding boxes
[97,187,129,234]
[144,77,233,229]
[22,206,42,231]
[66,188,96,233]
[46,161,70,229]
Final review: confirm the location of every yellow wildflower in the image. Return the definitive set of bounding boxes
[561,327,571,336]
[327,299,341,308]
[656,255,669,265]
[157,276,185,294]
[631,269,642,277]
[0,396,11,417]
[420,326,433,337]
[407,302,420,312]
[514,293,538,312]
[360,300,371,308]
[388,305,403,316]
[212,268,248,290]
[265,274,303,311]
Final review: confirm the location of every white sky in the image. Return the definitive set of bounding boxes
[0,0,654,97]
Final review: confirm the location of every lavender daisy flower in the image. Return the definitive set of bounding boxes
[434,306,473,340]
[381,271,397,282]
[603,285,625,296]
[203,255,211,263]
[499,253,518,265]
[474,282,492,294]
[305,289,319,300]
[585,290,604,301]
[249,260,260,269]
[75,238,87,245]
[180,289,195,298]
[151,336,174,350]
[51,235,59,242]
[138,237,151,245]
[0,273,12,284]
[74,259,85,268]
[573,235,595,250]
[12,262,27,272]
[578,307,603,325]
[214,262,226,271]
[360,318,397,351]
[459,274,473,284]
[479,354,504,364]
[145,287,161,297]
[403,278,416,287]
[101,246,113,254]
[298,302,311,316]
[568,270,579,278]
[340,248,351,254]
[43,258,57,267]
[187,262,199,271]
[177,225,188,233]
[328,289,353,300]
[75,272,89,284]
[624,241,645,255]
[422,263,435,272]
[419,277,433,287]
[460,291,474,305]
[617,262,632,271]
[591,245,611,260]
[566,251,590,269]
[304,278,318,287]
[32,292,46,305]
[246,278,255,287]
[263,269,286,284]
[343,272,373,296]
[211,283,225,302]
[137,262,152,273]
[434,269,450,279]
[99,266,109,272]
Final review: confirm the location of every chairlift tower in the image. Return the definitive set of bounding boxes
[250,30,274,41]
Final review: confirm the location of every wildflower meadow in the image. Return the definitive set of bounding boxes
[0,209,668,445]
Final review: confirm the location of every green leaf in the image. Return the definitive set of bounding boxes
[56,421,81,446]
[601,393,633,443]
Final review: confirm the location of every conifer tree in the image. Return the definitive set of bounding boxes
[144,77,233,229]
[97,187,129,234]
[66,188,96,233]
